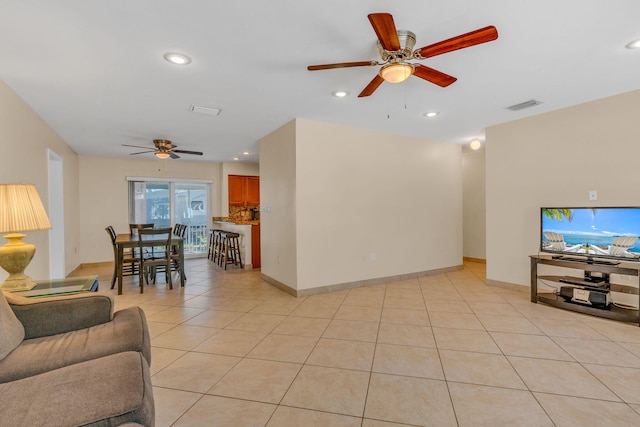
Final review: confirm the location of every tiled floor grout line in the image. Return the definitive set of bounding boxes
[420,275,462,427]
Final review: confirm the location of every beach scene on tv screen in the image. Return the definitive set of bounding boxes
[541,208,640,258]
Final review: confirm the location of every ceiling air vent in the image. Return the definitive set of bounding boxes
[189,105,221,116]
[506,99,543,111]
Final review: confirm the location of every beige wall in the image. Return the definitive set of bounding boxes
[0,80,81,280]
[78,156,222,263]
[261,118,463,291]
[486,89,640,287]
[462,147,486,259]
[259,120,298,287]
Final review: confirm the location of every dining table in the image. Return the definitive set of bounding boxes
[114,233,185,295]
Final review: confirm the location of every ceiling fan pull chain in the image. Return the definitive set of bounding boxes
[404,85,408,110]
[386,92,390,119]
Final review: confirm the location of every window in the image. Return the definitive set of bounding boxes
[128,179,211,256]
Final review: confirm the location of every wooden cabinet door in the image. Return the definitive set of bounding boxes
[246,177,260,205]
[228,175,245,205]
[251,224,261,268]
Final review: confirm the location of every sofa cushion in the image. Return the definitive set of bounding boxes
[0,291,24,361]
[0,306,151,383]
[0,351,154,427]
[5,291,114,339]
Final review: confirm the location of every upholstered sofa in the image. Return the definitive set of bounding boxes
[0,290,154,426]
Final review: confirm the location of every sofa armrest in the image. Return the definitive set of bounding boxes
[3,291,114,339]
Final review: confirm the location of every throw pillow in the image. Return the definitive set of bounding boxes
[0,290,25,360]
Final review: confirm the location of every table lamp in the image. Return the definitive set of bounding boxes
[0,184,52,290]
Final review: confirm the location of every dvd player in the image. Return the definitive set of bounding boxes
[558,276,607,288]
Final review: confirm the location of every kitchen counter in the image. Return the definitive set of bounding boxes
[212,218,260,225]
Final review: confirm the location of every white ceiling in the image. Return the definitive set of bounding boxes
[2,0,640,163]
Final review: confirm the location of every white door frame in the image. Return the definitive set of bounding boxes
[47,149,65,278]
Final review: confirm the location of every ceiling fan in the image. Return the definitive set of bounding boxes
[122,139,203,159]
[307,12,498,97]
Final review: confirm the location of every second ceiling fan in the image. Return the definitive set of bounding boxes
[307,12,498,97]
[122,139,203,159]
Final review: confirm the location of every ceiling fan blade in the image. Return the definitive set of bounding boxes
[414,25,498,59]
[172,149,203,156]
[368,13,401,51]
[169,152,180,159]
[122,144,154,150]
[128,150,155,155]
[358,75,385,98]
[307,61,377,71]
[413,64,457,87]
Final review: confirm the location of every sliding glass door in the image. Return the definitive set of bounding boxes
[129,180,211,256]
[174,183,209,254]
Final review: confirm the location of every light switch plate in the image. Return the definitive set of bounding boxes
[589,190,597,201]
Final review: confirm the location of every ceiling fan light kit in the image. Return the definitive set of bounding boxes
[380,62,414,83]
[307,12,498,97]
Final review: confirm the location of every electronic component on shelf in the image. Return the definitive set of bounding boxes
[559,286,610,308]
[558,276,607,288]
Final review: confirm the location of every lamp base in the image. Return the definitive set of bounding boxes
[0,276,37,291]
[0,233,38,292]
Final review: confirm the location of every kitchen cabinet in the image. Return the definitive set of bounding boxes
[251,224,261,268]
[228,175,246,205]
[246,177,260,205]
[228,175,260,206]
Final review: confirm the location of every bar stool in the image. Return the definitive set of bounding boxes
[207,229,215,260]
[220,232,243,269]
[211,230,224,264]
[216,231,229,267]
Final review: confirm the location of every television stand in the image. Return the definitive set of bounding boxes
[551,255,620,266]
[530,255,640,326]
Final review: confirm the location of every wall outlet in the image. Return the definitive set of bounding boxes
[589,190,598,201]
[370,252,376,262]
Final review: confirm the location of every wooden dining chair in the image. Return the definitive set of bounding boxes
[137,227,173,292]
[170,224,187,281]
[129,223,154,235]
[129,223,155,258]
[105,226,140,289]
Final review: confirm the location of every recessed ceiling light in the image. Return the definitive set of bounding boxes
[243,151,249,155]
[233,157,239,161]
[626,38,640,49]
[470,140,482,150]
[424,112,439,118]
[332,90,349,97]
[163,52,191,65]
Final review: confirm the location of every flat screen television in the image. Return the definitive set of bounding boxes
[540,207,640,263]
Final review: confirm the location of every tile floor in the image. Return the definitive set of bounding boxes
[75,259,640,426]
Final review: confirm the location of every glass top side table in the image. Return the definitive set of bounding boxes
[7,275,99,298]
